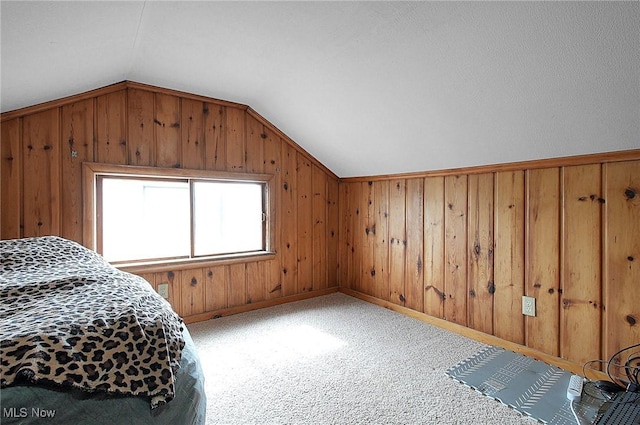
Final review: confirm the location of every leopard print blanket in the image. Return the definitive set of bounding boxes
[0,236,185,408]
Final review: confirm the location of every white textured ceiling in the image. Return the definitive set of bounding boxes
[1,1,638,177]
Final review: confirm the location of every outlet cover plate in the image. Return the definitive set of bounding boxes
[522,296,536,316]
[158,282,169,299]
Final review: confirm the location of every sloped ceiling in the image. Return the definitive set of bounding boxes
[1,1,638,177]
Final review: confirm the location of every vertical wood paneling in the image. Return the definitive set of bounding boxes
[346,183,361,291]
[297,153,313,292]
[61,100,94,243]
[246,261,266,304]
[1,118,22,239]
[312,165,328,289]
[604,161,640,360]
[562,164,602,365]
[228,263,247,307]
[155,270,182,317]
[373,180,390,301]
[181,99,206,169]
[263,131,283,298]
[22,109,60,237]
[205,266,228,311]
[181,268,205,317]
[360,181,376,296]
[424,177,445,318]
[467,173,494,334]
[280,143,298,296]
[405,178,424,312]
[245,115,265,174]
[204,103,226,171]
[154,93,181,168]
[494,171,525,344]
[1,83,339,327]
[127,89,154,166]
[225,107,245,171]
[444,175,468,326]
[327,177,340,288]
[526,168,560,356]
[389,180,406,306]
[338,183,350,288]
[96,90,127,164]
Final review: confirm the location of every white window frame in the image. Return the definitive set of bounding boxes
[83,162,276,271]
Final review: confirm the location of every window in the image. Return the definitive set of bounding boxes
[83,163,274,267]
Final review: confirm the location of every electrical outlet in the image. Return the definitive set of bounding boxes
[522,296,536,317]
[158,282,169,299]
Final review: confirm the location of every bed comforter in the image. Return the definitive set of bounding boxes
[0,236,185,409]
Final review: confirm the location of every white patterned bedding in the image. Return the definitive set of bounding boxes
[0,236,185,409]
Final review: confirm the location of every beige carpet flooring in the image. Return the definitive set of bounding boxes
[187,293,534,425]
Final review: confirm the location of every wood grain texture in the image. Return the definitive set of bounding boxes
[61,99,94,243]
[1,118,21,239]
[360,181,375,296]
[562,164,602,366]
[297,153,313,292]
[181,268,205,317]
[603,161,640,360]
[204,103,227,171]
[467,173,494,334]
[373,180,390,301]
[280,143,298,296]
[96,90,127,164]
[154,93,181,168]
[22,109,60,237]
[225,107,245,172]
[327,177,340,288]
[205,266,229,311]
[423,176,445,318]
[245,115,265,174]
[263,130,283,298]
[127,88,154,166]
[155,270,183,317]
[526,168,560,356]
[493,171,525,344]
[388,180,406,306]
[444,175,467,325]
[181,98,206,169]
[405,178,424,312]
[312,165,328,290]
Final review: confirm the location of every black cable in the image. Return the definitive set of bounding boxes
[607,343,640,389]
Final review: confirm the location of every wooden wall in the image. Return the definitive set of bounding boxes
[0,81,340,320]
[339,152,640,369]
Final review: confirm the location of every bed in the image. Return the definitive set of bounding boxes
[0,236,206,424]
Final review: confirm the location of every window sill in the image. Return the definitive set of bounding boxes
[115,251,277,274]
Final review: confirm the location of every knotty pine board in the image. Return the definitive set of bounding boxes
[467,173,494,335]
[526,168,561,356]
[561,164,602,366]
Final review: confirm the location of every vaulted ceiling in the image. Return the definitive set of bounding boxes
[1,1,638,177]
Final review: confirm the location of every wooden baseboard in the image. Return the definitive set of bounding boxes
[183,287,339,324]
[340,288,609,381]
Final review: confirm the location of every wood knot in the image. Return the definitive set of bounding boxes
[626,315,637,326]
[487,281,495,294]
[365,228,370,235]
[270,160,276,165]
[548,288,555,294]
[469,289,476,298]
[260,133,267,139]
[399,294,406,303]
[473,243,481,256]
[368,181,373,186]
[628,256,635,262]
[43,145,52,150]
[167,271,174,279]
[207,271,213,277]
[370,268,376,277]
[190,277,198,286]
[625,188,636,200]
[283,182,289,191]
